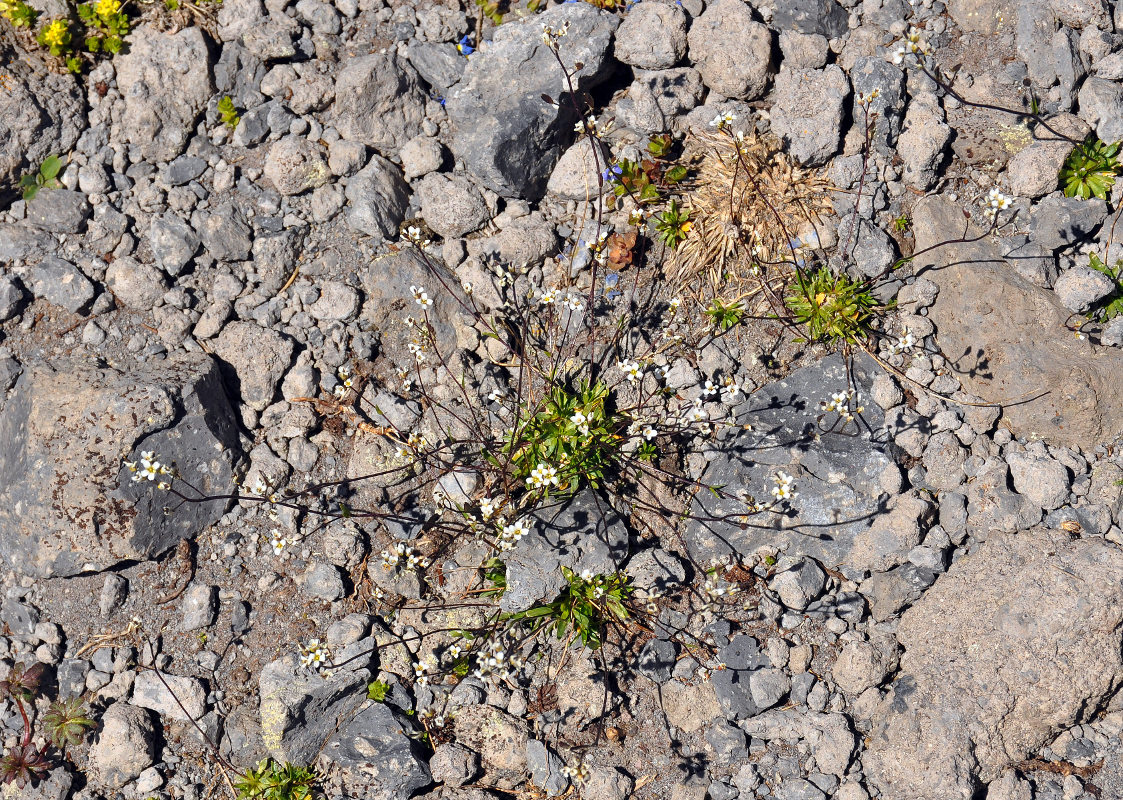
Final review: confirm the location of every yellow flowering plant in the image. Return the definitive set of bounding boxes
[77,0,129,54]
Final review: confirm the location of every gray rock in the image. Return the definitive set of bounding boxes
[583,767,634,800]
[264,136,330,196]
[328,139,367,178]
[921,431,967,490]
[212,321,294,411]
[399,136,445,181]
[773,0,848,38]
[0,57,84,187]
[546,138,610,201]
[0,274,26,321]
[1078,77,1123,145]
[861,563,936,621]
[87,703,157,789]
[624,547,686,593]
[430,742,480,788]
[451,705,529,785]
[445,3,619,199]
[779,30,828,69]
[687,353,891,569]
[500,489,629,612]
[687,0,772,100]
[99,573,129,617]
[831,640,890,695]
[846,493,931,574]
[750,668,791,709]
[162,155,207,187]
[405,41,465,94]
[849,57,906,150]
[638,639,678,683]
[1029,194,1107,251]
[322,701,431,799]
[106,257,168,311]
[0,355,239,577]
[706,719,748,765]
[1006,451,1071,510]
[0,597,39,635]
[1002,236,1059,287]
[771,66,848,166]
[309,281,360,322]
[180,583,218,631]
[25,189,91,234]
[1102,314,1123,347]
[865,529,1123,799]
[614,67,705,134]
[344,155,411,241]
[115,26,214,162]
[776,779,827,800]
[58,658,91,701]
[964,460,1042,536]
[916,194,1123,449]
[259,651,371,764]
[613,2,687,69]
[148,215,200,276]
[739,710,855,778]
[526,739,569,797]
[251,227,305,293]
[1008,118,1089,199]
[131,670,206,721]
[333,53,427,155]
[197,202,253,262]
[28,256,95,313]
[769,557,826,610]
[1053,264,1115,312]
[416,172,490,238]
[302,561,346,601]
[837,214,896,277]
[898,100,952,190]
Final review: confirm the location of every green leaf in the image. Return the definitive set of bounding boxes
[38,155,62,180]
[367,680,390,702]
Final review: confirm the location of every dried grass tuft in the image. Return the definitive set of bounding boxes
[669,129,834,293]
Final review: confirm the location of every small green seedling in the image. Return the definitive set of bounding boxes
[705,297,744,332]
[505,567,632,650]
[784,266,880,344]
[654,199,692,249]
[234,760,318,800]
[1088,252,1123,321]
[367,680,390,702]
[19,154,64,201]
[218,96,241,130]
[1060,135,1121,200]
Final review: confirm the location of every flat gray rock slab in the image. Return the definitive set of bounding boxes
[0,354,239,577]
[686,352,892,570]
[914,194,1123,450]
[865,527,1123,800]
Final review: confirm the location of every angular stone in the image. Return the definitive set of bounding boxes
[25,189,91,234]
[263,136,331,196]
[344,155,410,242]
[865,528,1123,799]
[333,52,427,155]
[148,214,200,276]
[687,0,772,100]
[613,1,687,69]
[687,353,891,569]
[772,66,849,166]
[499,489,629,613]
[115,26,214,162]
[0,355,239,577]
[28,256,95,313]
[0,56,84,187]
[87,703,157,789]
[445,3,619,199]
[131,670,206,721]
[211,321,294,411]
[321,702,431,800]
[259,653,371,764]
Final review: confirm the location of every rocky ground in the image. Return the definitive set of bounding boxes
[4,0,1123,799]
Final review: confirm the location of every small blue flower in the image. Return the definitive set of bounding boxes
[457,34,474,56]
[601,164,623,182]
[605,272,620,288]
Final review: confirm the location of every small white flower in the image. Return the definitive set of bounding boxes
[701,379,719,399]
[771,470,798,502]
[269,529,289,556]
[709,110,736,129]
[526,463,560,490]
[619,359,643,383]
[410,285,433,308]
[480,496,497,520]
[642,425,657,441]
[570,409,590,436]
[563,292,584,312]
[487,388,506,402]
[537,287,557,305]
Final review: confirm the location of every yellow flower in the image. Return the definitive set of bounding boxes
[41,19,69,49]
[95,0,119,18]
